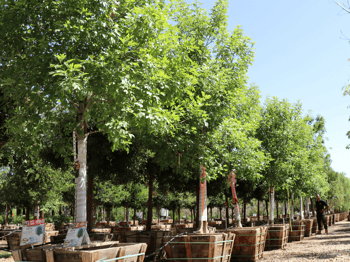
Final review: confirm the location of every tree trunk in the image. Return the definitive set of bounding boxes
[34,196,39,220]
[157,205,160,224]
[126,205,130,227]
[26,205,30,221]
[210,207,213,221]
[146,175,154,231]
[106,205,111,225]
[190,209,193,222]
[276,200,279,219]
[305,196,309,218]
[197,165,208,233]
[87,177,94,231]
[310,198,314,217]
[173,209,175,225]
[265,200,269,216]
[300,196,304,220]
[243,200,246,223]
[269,187,274,224]
[5,204,9,225]
[291,194,294,221]
[178,206,181,223]
[133,208,136,225]
[225,195,229,228]
[196,185,199,229]
[219,207,222,220]
[257,200,260,221]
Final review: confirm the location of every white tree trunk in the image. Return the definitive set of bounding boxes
[305,196,309,218]
[291,194,294,221]
[300,196,304,220]
[198,165,208,233]
[75,137,87,223]
[270,187,275,224]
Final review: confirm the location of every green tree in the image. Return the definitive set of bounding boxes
[1,0,198,225]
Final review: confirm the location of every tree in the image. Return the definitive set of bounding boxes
[1,0,198,225]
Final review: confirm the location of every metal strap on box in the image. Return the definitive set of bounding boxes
[96,253,145,262]
[167,254,231,260]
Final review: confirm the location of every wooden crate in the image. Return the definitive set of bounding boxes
[45,223,55,232]
[228,226,267,261]
[119,221,139,226]
[44,231,59,243]
[91,228,111,234]
[160,219,173,224]
[176,224,194,229]
[7,230,59,250]
[163,233,235,262]
[95,222,107,228]
[311,218,317,234]
[124,230,171,255]
[12,242,146,262]
[288,221,304,242]
[303,219,313,237]
[334,214,339,222]
[328,215,333,226]
[89,233,115,242]
[265,224,289,251]
[3,224,19,230]
[151,224,172,230]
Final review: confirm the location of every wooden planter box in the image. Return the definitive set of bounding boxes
[228,226,267,261]
[91,228,111,234]
[163,233,235,262]
[119,221,139,226]
[176,223,194,229]
[95,222,107,228]
[265,224,289,251]
[45,223,55,232]
[161,219,173,224]
[3,224,19,230]
[7,231,59,250]
[124,230,171,255]
[311,218,317,234]
[303,219,313,237]
[326,215,331,227]
[12,242,146,262]
[89,233,115,242]
[250,217,258,222]
[288,221,304,242]
[334,214,339,222]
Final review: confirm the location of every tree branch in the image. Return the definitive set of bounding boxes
[68,98,80,112]
[334,0,350,13]
[85,129,103,138]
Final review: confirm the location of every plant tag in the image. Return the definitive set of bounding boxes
[20,219,45,246]
[63,221,88,247]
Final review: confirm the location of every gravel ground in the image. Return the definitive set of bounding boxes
[261,220,350,261]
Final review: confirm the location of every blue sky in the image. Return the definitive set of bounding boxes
[196,0,350,176]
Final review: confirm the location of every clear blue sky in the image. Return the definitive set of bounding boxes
[196,0,350,176]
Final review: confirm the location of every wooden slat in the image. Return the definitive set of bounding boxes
[45,250,55,262]
[137,243,147,262]
[185,235,192,262]
[11,250,22,261]
[221,234,226,262]
[82,252,91,262]
[118,246,126,262]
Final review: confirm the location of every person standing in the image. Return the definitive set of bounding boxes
[315,194,329,234]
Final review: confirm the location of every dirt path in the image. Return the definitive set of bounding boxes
[261,220,350,261]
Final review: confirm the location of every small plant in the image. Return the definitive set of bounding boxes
[77,228,84,238]
[35,225,43,236]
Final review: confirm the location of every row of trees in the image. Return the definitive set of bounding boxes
[1,0,349,230]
